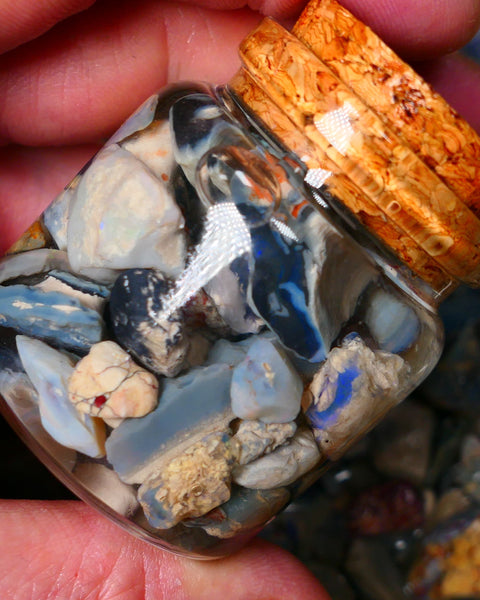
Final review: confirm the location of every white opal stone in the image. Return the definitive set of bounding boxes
[301,210,376,349]
[230,337,303,423]
[43,180,79,251]
[107,94,159,145]
[0,249,70,285]
[122,119,175,182]
[16,336,106,457]
[365,288,420,353]
[68,340,159,420]
[74,463,139,516]
[233,428,321,489]
[204,264,263,335]
[67,144,185,282]
[0,369,77,471]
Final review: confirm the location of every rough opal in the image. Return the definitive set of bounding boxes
[0,82,443,558]
[68,340,159,420]
[109,268,190,377]
[0,285,105,352]
[230,337,303,423]
[67,144,186,282]
[16,336,106,458]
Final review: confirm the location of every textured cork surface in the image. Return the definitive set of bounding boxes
[293,0,480,216]
[230,12,480,289]
[230,69,452,291]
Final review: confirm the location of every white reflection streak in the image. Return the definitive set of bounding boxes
[270,217,299,242]
[304,168,333,189]
[315,104,357,156]
[156,202,252,320]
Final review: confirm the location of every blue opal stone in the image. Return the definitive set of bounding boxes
[230,336,303,423]
[106,336,259,484]
[0,284,105,352]
[247,219,326,364]
[185,485,290,539]
[109,268,188,376]
[138,485,172,529]
[106,361,234,483]
[306,364,361,430]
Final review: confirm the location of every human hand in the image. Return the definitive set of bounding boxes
[0,1,480,598]
[1,0,480,254]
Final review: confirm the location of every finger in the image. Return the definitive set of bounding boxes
[2,0,480,148]
[338,0,480,60]
[0,0,260,147]
[0,0,95,53]
[418,53,480,133]
[175,0,306,20]
[0,500,329,600]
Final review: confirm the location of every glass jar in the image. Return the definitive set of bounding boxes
[1,0,479,559]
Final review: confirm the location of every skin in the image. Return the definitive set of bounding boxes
[0,1,479,598]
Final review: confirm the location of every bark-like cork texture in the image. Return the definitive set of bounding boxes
[230,15,480,288]
[230,69,452,292]
[293,0,480,215]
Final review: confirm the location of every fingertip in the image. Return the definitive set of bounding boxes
[337,0,480,59]
[0,500,329,600]
[418,52,480,134]
[0,0,96,53]
[182,538,330,600]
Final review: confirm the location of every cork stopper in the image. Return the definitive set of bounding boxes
[228,0,480,293]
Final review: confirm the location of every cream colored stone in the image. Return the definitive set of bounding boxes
[233,427,321,489]
[138,432,234,529]
[69,340,159,419]
[122,119,175,181]
[232,420,297,465]
[74,463,139,516]
[67,144,186,282]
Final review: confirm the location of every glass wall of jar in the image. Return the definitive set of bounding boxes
[0,82,444,557]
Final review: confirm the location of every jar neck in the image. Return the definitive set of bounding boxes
[226,13,480,296]
[219,85,451,310]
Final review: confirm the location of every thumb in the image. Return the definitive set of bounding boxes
[0,500,330,600]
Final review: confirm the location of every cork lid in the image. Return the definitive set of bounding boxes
[229,0,480,293]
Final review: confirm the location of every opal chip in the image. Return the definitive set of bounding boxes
[0,284,104,352]
[230,337,303,423]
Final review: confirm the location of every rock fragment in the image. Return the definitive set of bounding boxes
[306,334,407,459]
[67,144,186,282]
[187,486,290,539]
[231,337,303,423]
[233,427,321,489]
[110,269,189,377]
[0,284,105,353]
[68,341,159,420]
[232,420,297,465]
[138,432,235,529]
[16,336,106,457]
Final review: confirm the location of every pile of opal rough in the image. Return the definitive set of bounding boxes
[0,83,435,556]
